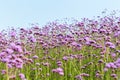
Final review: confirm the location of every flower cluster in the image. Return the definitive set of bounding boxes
[52,67,64,76]
[0,13,120,80]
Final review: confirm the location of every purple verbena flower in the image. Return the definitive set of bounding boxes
[52,67,64,76]
[1,70,6,74]
[19,73,26,80]
[6,48,14,54]
[32,55,39,59]
[75,75,82,80]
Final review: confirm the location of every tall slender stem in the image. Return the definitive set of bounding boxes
[6,63,9,80]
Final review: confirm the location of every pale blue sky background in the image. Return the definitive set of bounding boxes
[0,0,120,31]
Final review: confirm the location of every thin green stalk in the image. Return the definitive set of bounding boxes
[6,63,9,80]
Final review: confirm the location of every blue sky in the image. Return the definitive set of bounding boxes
[0,0,120,31]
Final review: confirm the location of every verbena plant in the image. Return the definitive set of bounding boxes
[0,14,120,80]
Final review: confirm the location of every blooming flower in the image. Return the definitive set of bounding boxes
[33,55,39,59]
[19,73,26,80]
[6,48,14,54]
[1,70,6,74]
[63,56,68,61]
[52,67,64,76]
[105,42,115,49]
[75,75,82,80]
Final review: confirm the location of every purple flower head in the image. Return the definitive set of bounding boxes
[75,75,82,80]
[109,45,115,49]
[105,42,115,48]
[99,29,106,34]
[15,45,23,53]
[114,31,120,37]
[115,58,120,64]
[71,41,78,46]
[105,62,117,69]
[89,40,96,44]
[10,43,16,49]
[96,73,101,78]
[105,63,112,68]
[114,58,120,68]
[63,56,68,61]
[34,32,40,35]
[52,67,64,76]
[57,34,63,38]
[10,43,23,53]
[71,41,82,49]
[1,70,6,74]
[80,73,89,77]
[84,37,91,41]
[1,58,9,63]
[28,30,32,34]
[104,68,108,72]
[29,36,36,43]
[6,48,14,54]
[42,62,50,66]
[52,69,57,73]
[105,36,111,41]
[111,74,117,78]
[85,41,92,46]
[27,59,33,63]
[110,53,116,58]
[0,52,6,57]
[15,58,23,63]
[57,61,62,66]
[77,22,84,27]
[32,55,39,59]
[59,72,64,76]
[16,42,22,45]
[115,63,120,68]
[98,59,103,63]
[19,73,25,79]
[56,67,63,72]
[116,50,120,53]
[92,29,98,33]
[7,63,13,68]
[10,30,16,37]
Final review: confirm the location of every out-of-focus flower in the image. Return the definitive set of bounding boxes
[15,45,23,53]
[63,56,68,61]
[80,73,90,77]
[77,22,84,27]
[52,67,64,76]
[29,36,36,43]
[57,60,62,67]
[42,62,50,66]
[33,55,39,59]
[111,74,117,78]
[105,42,115,49]
[19,73,26,80]
[110,53,116,58]
[6,48,14,54]
[10,43,23,53]
[75,75,82,80]
[1,70,6,74]
[114,31,120,37]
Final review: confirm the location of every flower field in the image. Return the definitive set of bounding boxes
[0,15,120,80]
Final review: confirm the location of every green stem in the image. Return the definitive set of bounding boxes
[6,63,9,80]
